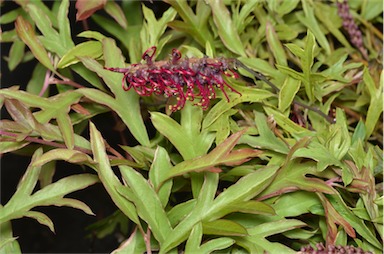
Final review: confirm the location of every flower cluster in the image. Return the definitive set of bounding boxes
[299,243,373,254]
[105,46,242,111]
[337,0,368,59]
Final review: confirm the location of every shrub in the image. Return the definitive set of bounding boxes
[1,0,382,253]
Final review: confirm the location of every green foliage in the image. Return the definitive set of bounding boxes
[0,0,382,253]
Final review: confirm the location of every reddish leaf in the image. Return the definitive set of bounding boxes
[75,0,106,21]
[15,16,56,74]
[318,193,356,245]
[221,148,263,166]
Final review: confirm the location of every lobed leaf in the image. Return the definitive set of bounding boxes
[120,166,173,244]
[89,122,141,225]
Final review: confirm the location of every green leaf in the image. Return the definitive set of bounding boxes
[269,0,300,16]
[89,122,141,225]
[159,129,258,184]
[272,191,321,217]
[26,3,60,41]
[203,86,274,129]
[112,230,146,254]
[185,223,204,253]
[313,2,352,50]
[8,40,25,71]
[302,30,316,101]
[264,107,312,134]
[151,104,215,160]
[77,30,106,41]
[32,148,94,166]
[57,0,74,49]
[239,112,290,154]
[199,237,235,253]
[161,173,219,253]
[279,76,301,112]
[24,210,54,232]
[26,63,48,95]
[259,160,335,200]
[363,68,383,139]
[237,219,305,253]
[149,147,173,207]
[0,220,21,254]
[361,0,383,20]
[56,112,75,149]
[202,219,247,236]
[119,166,173,243]
[296,2,330,55]
[57,41,103,68]
[0,148,98,230]
[237,57,284,81]
[208,0,246,56]
[207,165,279,222]
[15,16,57,74]
[0,8,22,24]
[104,1,128,29]
[91,14,130,50]
[79,53,150,147]
[165,0,214,48]
[326,194,382,250]
[266,20,287,66]
[140,5,177,50]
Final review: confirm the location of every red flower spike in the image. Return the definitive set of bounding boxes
[171,49,181,64]
[142,46,157,66]
[104,46,242,111]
